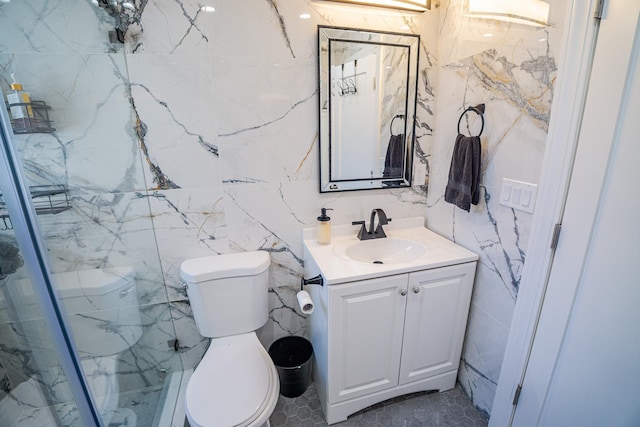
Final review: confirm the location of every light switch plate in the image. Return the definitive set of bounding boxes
[413,162,427,187]
[499,178,538,213]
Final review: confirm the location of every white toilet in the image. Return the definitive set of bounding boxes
[12,267,142,425]
[180,251,279,427]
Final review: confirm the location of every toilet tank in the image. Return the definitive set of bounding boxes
[55,266,142,357]
[180,251,270,338]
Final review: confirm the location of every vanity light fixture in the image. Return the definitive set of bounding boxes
[467,0,550,27]
[321,0,430,12]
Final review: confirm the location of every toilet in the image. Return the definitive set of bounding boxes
[58,267,142,426]
[12,267,142,425]
[180,251,279,427]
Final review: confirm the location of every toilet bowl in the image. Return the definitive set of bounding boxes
[180,251,279,427]
[185,333,279,426]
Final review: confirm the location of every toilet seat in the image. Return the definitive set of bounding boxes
[185,332,279,427]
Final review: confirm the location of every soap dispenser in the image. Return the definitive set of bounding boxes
[317,208,333,245]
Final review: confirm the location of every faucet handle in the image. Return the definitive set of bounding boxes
[352,221,367,240]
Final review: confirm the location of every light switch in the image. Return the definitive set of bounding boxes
[499,178,538,213]
[521,189,532,207]
[512,188,521,204]
[500,185,512,202]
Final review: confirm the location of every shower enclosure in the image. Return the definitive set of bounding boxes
[0,2,185,426]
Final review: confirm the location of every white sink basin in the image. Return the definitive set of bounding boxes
[335,238,426,265]
[303,217,479,285]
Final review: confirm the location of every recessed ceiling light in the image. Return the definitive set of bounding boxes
[300,13,311,19]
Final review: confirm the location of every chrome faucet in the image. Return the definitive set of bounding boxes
[352,209,392,240]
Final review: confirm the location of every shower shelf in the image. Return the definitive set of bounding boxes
[0,185,71,229]
[6,100,56,134]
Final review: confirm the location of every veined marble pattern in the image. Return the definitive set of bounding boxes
[0,0,117,55]
[129,0,439,349]
[427,0,566,416]
[0,0,439,424]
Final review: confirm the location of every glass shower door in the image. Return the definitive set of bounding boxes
[0,225,93,426]
[0,1,184,426]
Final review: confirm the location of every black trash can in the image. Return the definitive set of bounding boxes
[268,336,313,398]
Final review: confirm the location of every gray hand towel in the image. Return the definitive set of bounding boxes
[444,134,481,212]
[383,134,405,178]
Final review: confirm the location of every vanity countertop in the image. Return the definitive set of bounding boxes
[303,217,478,285]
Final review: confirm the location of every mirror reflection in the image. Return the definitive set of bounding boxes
[319,26,420,192]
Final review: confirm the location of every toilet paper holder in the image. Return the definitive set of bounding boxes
[300,274,323,290]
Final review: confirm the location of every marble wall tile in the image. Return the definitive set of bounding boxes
[126,54,220,189]
[117,302,183,392]
[31,193,166,306]
[214,58,318,185]
[169,301,209,371]
[0,0,116,55]
[429,0,567,415]
[147,188,228,302]
[0,52,143,193]
[125,0,212,55]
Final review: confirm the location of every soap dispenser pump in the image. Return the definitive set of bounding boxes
[317,208,333,245]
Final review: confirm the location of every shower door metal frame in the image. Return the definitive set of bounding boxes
[0,96,102,426]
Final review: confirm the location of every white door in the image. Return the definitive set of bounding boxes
[399,263,475,385]
[328,274,407,403]
[511,1,640,425]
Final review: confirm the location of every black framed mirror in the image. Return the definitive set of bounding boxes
[318,26,420,192]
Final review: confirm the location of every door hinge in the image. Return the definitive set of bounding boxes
[512,384,523,406]
[550,223,562,250]
[594,0,605,20]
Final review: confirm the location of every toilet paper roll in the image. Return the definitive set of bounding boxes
[296,290,315,315]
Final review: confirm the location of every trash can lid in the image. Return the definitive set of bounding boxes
[185,333,277,426]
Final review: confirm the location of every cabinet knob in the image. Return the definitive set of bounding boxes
[400,289,407,296]
[413,287,420,294]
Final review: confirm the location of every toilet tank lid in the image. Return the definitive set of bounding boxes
[180,251,270,283]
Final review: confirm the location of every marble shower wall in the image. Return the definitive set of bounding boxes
[427,0,567,416]
[0,0,438,400]
[123,0,438,349]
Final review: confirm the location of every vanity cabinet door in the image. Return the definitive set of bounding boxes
[399,262,476,386]
[328,274,408,403]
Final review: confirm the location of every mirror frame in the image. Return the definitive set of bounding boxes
[318,26,420,192]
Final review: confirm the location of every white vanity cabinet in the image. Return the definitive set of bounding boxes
[302,218,479,424]
[312,262,476,424]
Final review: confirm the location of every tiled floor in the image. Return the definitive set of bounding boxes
[269,383,489,427]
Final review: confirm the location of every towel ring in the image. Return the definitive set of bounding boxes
[457,104,485,137]
[390,114,405,136]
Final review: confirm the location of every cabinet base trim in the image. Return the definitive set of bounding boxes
[323,369,458,424]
